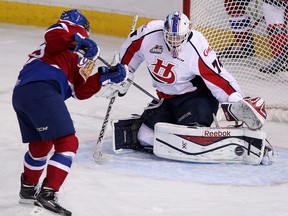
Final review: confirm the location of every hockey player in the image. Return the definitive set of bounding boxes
[118,11,267,157]
[259,0,288,74]
[12,9,128,215]
[218,0,255,58]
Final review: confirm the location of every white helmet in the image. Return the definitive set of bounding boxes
[163,12,191,58]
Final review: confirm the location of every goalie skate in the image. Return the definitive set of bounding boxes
[153,122,272,165]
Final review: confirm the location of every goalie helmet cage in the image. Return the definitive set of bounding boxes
[183,0,288,122]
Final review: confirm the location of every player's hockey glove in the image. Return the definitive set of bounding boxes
[74,33,100,60]
[99,64,128,85]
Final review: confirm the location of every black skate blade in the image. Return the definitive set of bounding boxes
[31,201,71,216]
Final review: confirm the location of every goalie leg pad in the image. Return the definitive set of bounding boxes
[153,123,269,165]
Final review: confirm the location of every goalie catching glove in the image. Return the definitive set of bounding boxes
[96,63,133,99]
[221,97,267,130]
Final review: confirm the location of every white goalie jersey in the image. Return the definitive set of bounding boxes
[119,20,243,103]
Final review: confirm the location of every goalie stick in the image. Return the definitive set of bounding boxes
[93,14,139,162]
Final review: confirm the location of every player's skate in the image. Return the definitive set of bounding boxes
[19,173,37,204]
[35,181,71,216]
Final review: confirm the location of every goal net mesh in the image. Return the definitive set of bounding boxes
[189,0,288,121]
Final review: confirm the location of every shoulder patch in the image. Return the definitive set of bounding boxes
[150,45,163,54]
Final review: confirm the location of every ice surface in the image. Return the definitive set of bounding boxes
[1,24,288,216]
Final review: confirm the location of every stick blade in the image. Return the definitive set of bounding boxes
[93,151,113,162]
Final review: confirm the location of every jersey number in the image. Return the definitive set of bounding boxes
[212,58,223,73]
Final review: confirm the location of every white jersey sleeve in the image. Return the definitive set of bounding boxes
[190,30,243,103]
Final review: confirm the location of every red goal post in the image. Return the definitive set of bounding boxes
[183,0,191,19]
[183,0,288,122]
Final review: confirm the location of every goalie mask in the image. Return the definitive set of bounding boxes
[163,12,192,58]
[60,9,91,34]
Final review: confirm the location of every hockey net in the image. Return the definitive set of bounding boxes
[187,0,288,122]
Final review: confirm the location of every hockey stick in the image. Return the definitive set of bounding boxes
[93,15,139,162]
[93,91,117,161]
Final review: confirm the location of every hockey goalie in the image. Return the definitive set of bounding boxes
[110,12,274,165]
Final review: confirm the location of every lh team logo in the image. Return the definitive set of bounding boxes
[148,58,177,84]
